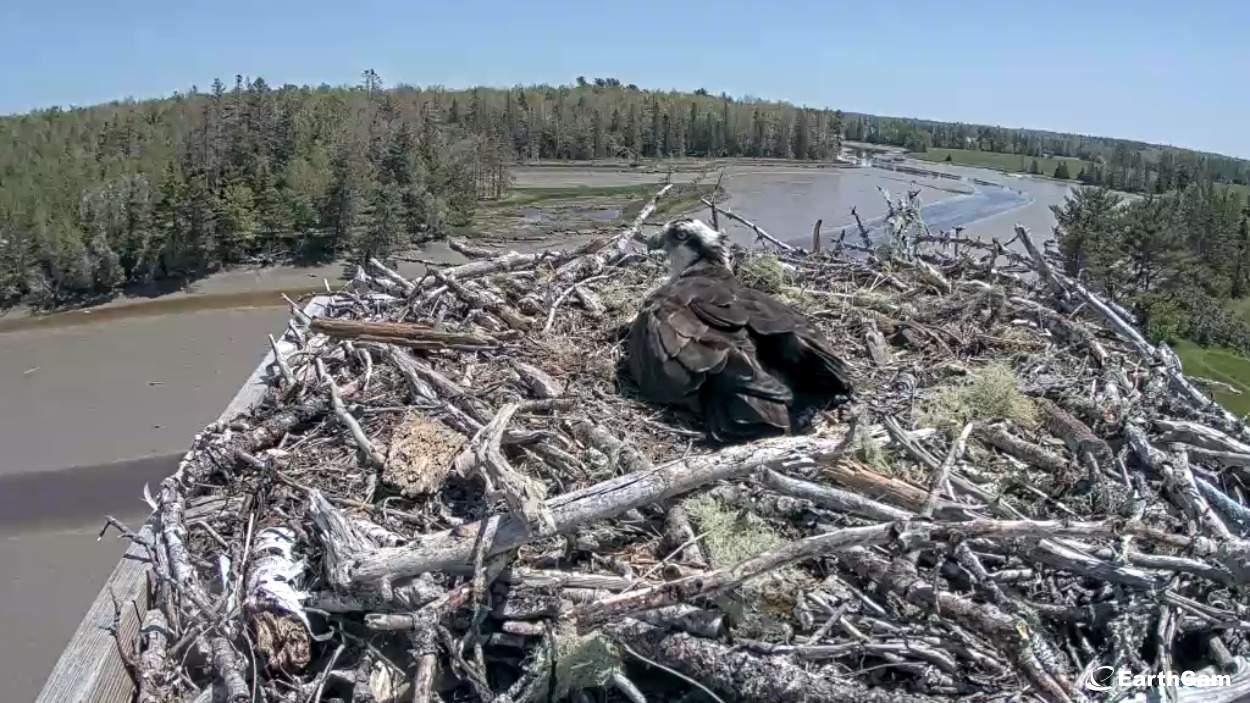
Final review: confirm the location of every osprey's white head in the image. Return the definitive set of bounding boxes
[649,218,729,279]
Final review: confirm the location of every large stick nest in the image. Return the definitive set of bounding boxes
[115,190,1250,703]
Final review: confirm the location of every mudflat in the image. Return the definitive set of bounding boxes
[2,306,291,474]
[0,454,178,700]
[0,506,156,703]
[0,305,291,702]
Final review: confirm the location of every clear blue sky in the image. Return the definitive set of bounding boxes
[3,0,1246,157]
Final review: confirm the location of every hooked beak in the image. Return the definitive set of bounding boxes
[645,231,665,251]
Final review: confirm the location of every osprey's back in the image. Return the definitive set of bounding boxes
[627,219,854,441]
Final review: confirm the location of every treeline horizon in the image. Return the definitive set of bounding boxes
[1052,182,1250,354]
[2,71,1249,310]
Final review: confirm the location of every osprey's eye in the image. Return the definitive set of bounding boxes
[673,229,689,241]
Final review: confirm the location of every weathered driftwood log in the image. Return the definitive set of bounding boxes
[306,492,445,611]
[210,637,249,703]
[311,318,498,351]
[816,458,970,519]
[157,479,213,615]
[366,257,416,295]
[1009,295,1108,364]
[567,419,653,475]
[605,620,942,703]
[244,527,311,672]
[135,609,168,703]
[1154,418,1250,455]
[343,434,847,591]
[453,403,555,535]
[430,269,535,331]
[231,398,328,454]
[661,504,708,568]
[318,358,386,470]
[974,423,1069,474]
[512,361,563,399]
[841,548,1076,703]
[267,333,296,387]
[1126,425,1234,540]
[1014,225,1069,307]
[282,293,312,326]
[760,468,913,521]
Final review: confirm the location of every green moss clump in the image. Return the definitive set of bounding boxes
[737,253,790,294]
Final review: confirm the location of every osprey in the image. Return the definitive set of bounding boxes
[627,218,855,441]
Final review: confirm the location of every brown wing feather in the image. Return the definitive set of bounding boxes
[628,275,795,437]
[735,286,857,394]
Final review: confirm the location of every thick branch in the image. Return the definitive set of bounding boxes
[345,433,846,590]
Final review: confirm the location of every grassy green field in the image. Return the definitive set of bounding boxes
[492,184,655,208]
[1174,339,1250,416]
[1217,182,1250,203]
[912,148,1091,180]
[620,182,719,220]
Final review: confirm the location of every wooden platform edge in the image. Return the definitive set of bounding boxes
[35,296,329,703]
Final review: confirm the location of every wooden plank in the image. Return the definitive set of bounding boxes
[36,296,327,703]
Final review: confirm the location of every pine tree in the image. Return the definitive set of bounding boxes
[649,97,662,157]
[591,109,605,159]
[1053,161,1071,180]
[1051,187,1122,278]
[751,109,766,157]
[357,182,403,263]
[772,113,792,159]
[324,143,365,254]
[829,110,844,157]
[361,69,383,96]
[792,109,811,160]
[667,102,685,157]
[627,103,642,160]
[721,96,736,155]
[1234,216,1250,298]
[687,102,700,155]
[216,180,257,263]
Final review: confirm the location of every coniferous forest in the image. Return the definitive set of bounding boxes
[3,71,1250,312]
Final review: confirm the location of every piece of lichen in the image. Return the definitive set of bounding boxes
[921,362,1037,432]
[854,431,893,475]
[685,493,806,640]
[685,493,784,569]
[551,626,621,697]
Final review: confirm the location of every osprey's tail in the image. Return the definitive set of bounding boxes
[699,350,792,442]
[792,335,856,398]
[756,331,855,399]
